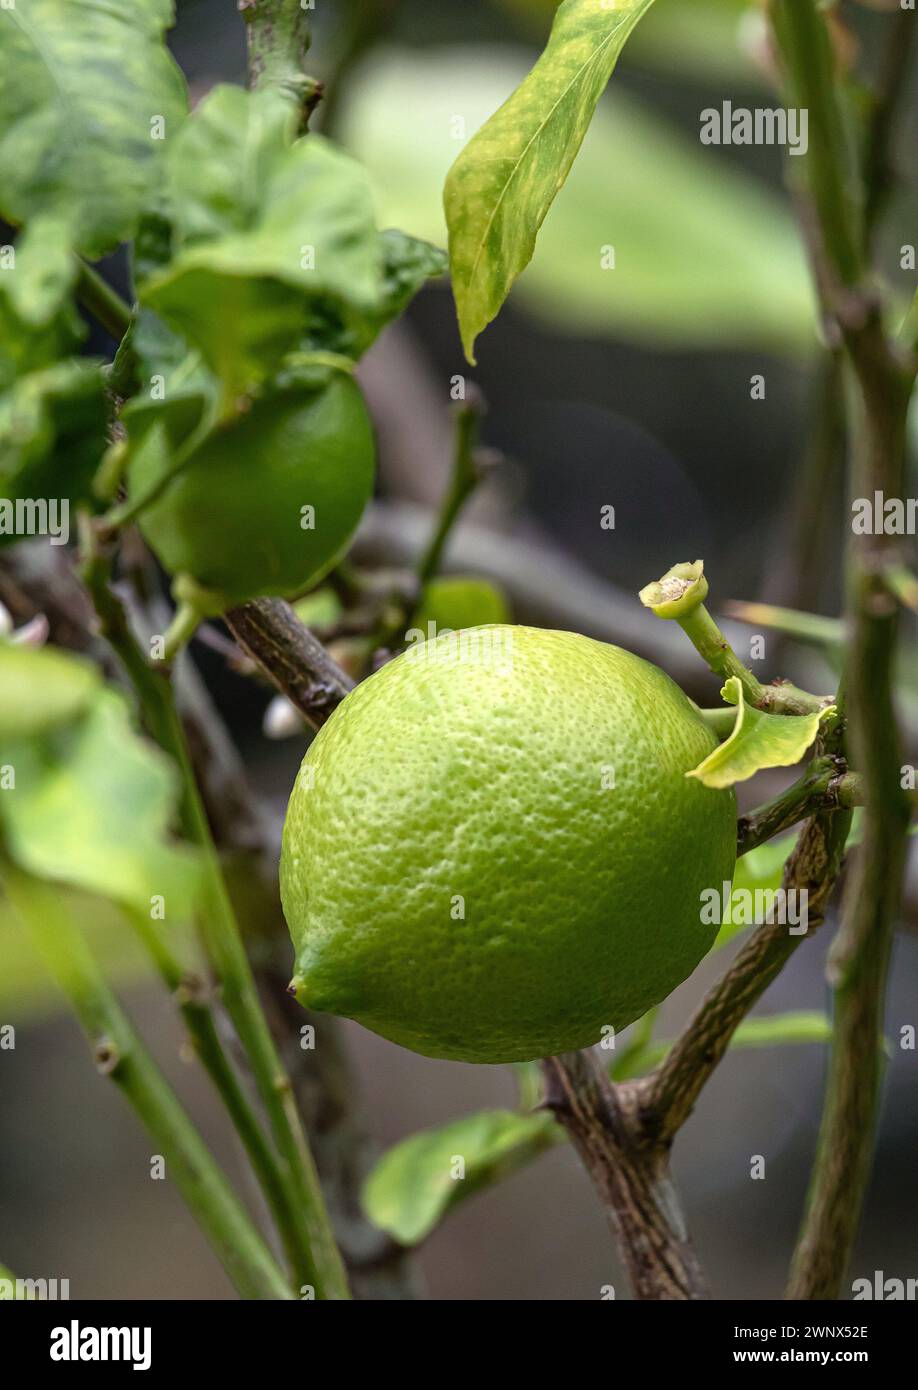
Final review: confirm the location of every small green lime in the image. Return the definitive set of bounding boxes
[280,625,736,1063]
[413,576,510,633]
[131,375,374,606]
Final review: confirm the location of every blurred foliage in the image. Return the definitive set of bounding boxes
[0,0,187,257]
[0,644,200,915]
[340,46,816,352]
[493,0,766,86]
[0,889,151,1025]
[0,219,107,523]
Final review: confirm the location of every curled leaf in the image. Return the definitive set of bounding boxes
[686,677,834,790]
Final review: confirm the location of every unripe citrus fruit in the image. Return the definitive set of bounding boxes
[131,375,374,607]
[280,625,736,1063]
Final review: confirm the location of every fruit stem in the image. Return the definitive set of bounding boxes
[640,561,828,717]
[374,388,489,656]
[161,599,203,663]
[696,706,738,740]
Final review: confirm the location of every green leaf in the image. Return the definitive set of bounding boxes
[615,1010,833,1077]
[713,832,797,951]
[0,228,85,389]
[722,1011,832,1049]
[139,86,443,397]
[0,359,108,532]
[362,1109,559,1245]
[2,216,76,328]
[0,651,200,915]
[0,0,188,257]
[686,677,834,789]
[444,0,657,361]
[342,47,815,353]
[0,643,99,738]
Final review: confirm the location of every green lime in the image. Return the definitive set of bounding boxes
[131,375,374,607]
[280,625,736,1063]
[413,576,510,633]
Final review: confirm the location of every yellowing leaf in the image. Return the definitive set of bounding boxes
[444,0,656,362]
[687,677,833,790]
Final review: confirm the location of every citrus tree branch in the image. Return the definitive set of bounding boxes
[769,0,917,1299]
[225,597,355,727]
[641,801,851,1145]
[862,4,916,243]
[736,757,861,856]
[540,1052,709,1300]
[125,906,300,1286]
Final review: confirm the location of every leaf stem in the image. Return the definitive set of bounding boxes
[722,601,844,652]
[75,259,132,342]
[2,864,292,1301]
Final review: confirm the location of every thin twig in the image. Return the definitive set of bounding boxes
[3,863,292,1301]
[126,906,300,1284]
[373,389,489,656]
[737,757,860,856]
[74,258,132,341]
[225,597,355,727]
[80,537,350,1299]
